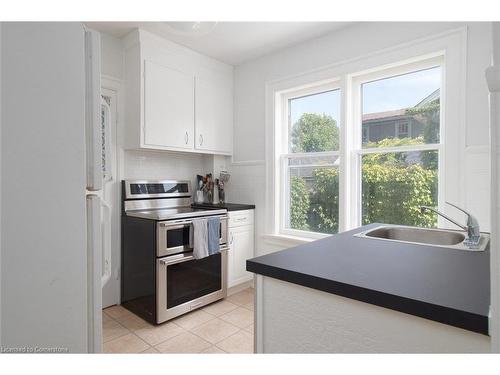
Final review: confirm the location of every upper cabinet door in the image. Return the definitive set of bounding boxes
[144,60,194,150]
[195,75,233,154]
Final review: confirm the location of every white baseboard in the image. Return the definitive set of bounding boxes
[227,280,254,296]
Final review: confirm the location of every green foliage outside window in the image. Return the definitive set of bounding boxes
[361,157,437,228]
[289,176,310,231]
[291,113,340,152]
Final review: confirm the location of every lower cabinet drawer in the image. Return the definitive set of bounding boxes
[228,209,254,228]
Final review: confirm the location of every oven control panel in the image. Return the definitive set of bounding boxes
[124,180,191,199]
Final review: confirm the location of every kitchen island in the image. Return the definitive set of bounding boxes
[246,224,491,353]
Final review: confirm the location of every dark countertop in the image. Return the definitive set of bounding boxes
[192,202,255,212]
[246,223,490,335]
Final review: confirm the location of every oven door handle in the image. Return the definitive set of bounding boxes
[159,215,228,228]
[159,220,192,228]
[159,246,229,266]
[160,254,194,266]
[161,224,189,231]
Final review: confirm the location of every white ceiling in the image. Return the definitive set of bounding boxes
[86,22,351,65]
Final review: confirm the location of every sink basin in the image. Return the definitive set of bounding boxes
[364,226,465,245]
[354,225,489,251]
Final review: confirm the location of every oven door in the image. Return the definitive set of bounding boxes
[157,216,228,257]
[156,247,228,323]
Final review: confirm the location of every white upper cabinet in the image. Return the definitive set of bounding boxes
[123,29,233,155]
[144,61,194,149]
[195,75,233,154]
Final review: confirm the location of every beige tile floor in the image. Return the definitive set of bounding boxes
[102,287,255,354]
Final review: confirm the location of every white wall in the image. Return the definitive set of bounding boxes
[101,32,124,80]
[229,22,493,256]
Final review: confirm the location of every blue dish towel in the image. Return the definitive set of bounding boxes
[207,216,221,255]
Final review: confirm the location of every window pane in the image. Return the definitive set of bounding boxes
[362,66,441,148]
[286,155,340,234]
[361,150,438,227]
[289,89,340,153]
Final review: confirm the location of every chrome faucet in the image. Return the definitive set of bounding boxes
[420,202,481,248]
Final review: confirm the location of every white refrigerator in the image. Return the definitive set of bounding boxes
[1,22,109,353]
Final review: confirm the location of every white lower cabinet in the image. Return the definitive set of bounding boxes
[228,210,255,288]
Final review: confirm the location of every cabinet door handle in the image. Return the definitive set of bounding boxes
[199,134,203,146]
[185,131,189,144]
[229,232,234,245]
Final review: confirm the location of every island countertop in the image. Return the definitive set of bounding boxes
[246,223,490,335]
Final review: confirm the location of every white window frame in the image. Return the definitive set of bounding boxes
[348,56,445,229]
[279,81,341,239]
[264,28,466,244]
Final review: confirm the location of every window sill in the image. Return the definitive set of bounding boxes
[262,233,319,248]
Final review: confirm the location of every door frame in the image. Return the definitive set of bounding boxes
[101,75,123,308]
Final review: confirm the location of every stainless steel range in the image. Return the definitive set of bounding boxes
[121,180,229,324]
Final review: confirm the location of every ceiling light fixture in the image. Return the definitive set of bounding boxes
[163,22,218,37]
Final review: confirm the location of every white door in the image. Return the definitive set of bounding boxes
[144,60,194,149]
[228,225,254,287]
[101,88,120,308]
[195,75,233,153]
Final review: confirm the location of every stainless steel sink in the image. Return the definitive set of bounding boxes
[354,225,489,251]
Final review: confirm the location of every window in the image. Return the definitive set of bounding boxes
[281,86,341,236]
[397,121,409,138]
[358,65,441,227]
[275,56,444,239]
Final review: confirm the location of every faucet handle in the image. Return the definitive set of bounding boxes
[445,201,480,237]
[445,201,469,215]
[445,201,477,222]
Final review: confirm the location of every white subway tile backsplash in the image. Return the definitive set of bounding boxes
[124,150,210,186]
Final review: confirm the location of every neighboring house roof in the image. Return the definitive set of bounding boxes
[362,109,407,122]
[362,88,440,124]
